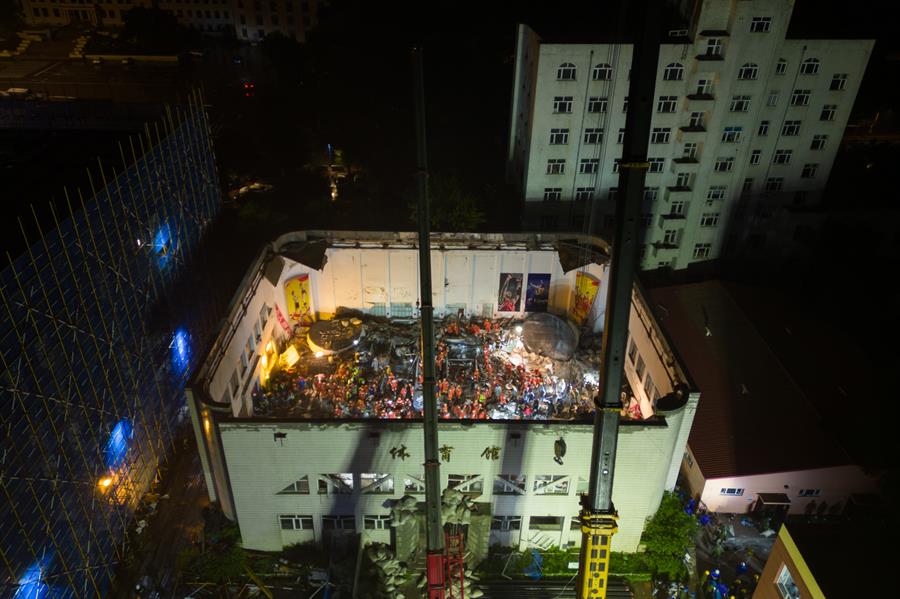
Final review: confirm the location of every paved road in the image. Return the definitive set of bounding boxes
[479,577,634,598]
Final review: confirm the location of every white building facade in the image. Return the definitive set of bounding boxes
[507,0,873,269]
[188,231,700,554]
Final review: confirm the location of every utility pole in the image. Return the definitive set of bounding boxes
[412,46,447,599]
[577,1,662,597]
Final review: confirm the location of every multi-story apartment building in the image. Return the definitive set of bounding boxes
[17,0,318,42]
[507,0,873,270]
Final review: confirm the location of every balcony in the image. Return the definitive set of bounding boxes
[652,240,680,250]
[679,125,706,133]
[666,185,692,192]
[672,157,699,164]
[686,93,715,101]
[661,212,687,220]
[695,53,724,62]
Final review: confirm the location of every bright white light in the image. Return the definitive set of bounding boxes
[136,239,142,247]
[314,351,324,358]
[515,325,523,334]
[353,339,359,346]
[583,372,599,386]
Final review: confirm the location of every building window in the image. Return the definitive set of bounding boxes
[765,177,784,192]
[663,63,684,81]
[493,474,527,495]
[775,60,789,78]
[773,149,792,165]
[552,96,573,113]
[403,476,426,494]
[587,96,608,113]
[689,111,704,128]
[750,16,772,33]
[533,475,570,495]
[798,489,821,497]
[720,488,744,496]
[695,78,712,96]
[322,515,356,531]
[684,451,694,468]
[607,187,618,201]
[575,187,595,201]
[700,212,720,227]
[612,160,621,174]
[491,515,522,531]
[707,186,727,201]
[721,126,743,143]
[448,474,483,493]
[682,143,698,159]
[617,128,626,144]
[228,371,240,401]
[801,163,819,178]
[758,120,770,136]
[549,128,569,144]
[580,159,600,174]
[592,63,613,81]
[622,96,629,113]
[706,38,723,57]
[737,63,759,80]
[776,565,801,599]
[670,200,686,215]
[730,95,751,112]
[279,515,314,530]
[529,516,564,531]
[643,187,659,202]
[743,177,754,192]
[557,62,576,80]
[714,157,734,172]
[676,172,693,188]
[820,104,837,121]
[791,89,811,106]
[641,213,653,227]
[360,473,394,494]
[693,243,712,259]
[648,158,665,173]
[657,95,678,113]
[543,187,562,202]
[546,159,565,175]
[318,473,354,494]
[830,73,848,91]
[750,150,762,165]
[364,515,392,529]
[277,476,310,494]
[628,338,638,363]
[650,127,671,144]
[584,128,603,144]
[766,91,779,107]
[781,120,801,136]
[800,57,820,75]
[810,134,828,150]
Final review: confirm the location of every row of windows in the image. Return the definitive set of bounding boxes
[545,157,667,175]
[547,127,671,145]
[717,488,823,498]
[277,473,588,496]
[279,514,380,531]
[556,55,842,86]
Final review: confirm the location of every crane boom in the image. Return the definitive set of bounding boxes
[412,46,448,599]
[578,2,662,597]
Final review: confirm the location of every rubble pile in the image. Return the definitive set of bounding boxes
[254,314,649,421]
[363,543,410,599]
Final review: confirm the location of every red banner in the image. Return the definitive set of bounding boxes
[274,303,292,335]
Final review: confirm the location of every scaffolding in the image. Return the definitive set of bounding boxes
[0,91,221,598]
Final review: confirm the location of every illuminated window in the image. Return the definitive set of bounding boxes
[533,475,570,495]
[404,475,425,494]
[776,565,801,598]
[493,474,527,495]
[277,476,310,494]
[360,473,394,494]
[364,515,392,529]
[318,473,354,494]
[448,474,483,493]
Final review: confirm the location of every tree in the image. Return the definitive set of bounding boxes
[639,491,699,581]
[408,173,486,232]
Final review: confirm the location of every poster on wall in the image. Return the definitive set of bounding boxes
[525,273,551,312]
[284,274,313,324]
[568,271,600,326]
[497,273,523,312]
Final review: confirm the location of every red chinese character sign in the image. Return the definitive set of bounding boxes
[568,271,600,326]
